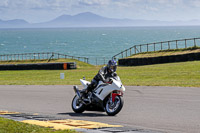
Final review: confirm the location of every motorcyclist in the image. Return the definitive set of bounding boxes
[82,60,117,98]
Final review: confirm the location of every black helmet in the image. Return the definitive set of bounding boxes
[107,60,117,72]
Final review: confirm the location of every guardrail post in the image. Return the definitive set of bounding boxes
[185,39,187,48]
[194,38,196,47]
[168,41,170,49]
[134,46,136,54]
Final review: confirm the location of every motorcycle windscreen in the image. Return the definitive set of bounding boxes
[80,79,90,89]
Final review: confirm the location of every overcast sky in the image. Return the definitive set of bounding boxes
[0,0,200,23]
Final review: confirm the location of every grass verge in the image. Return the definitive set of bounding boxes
[0,60,200,87]
[0,117,76,133]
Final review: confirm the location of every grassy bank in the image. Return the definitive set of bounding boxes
[0,58,93,68]
[0,117,76,133]
[128,46,200,58]
[0,60,200,87]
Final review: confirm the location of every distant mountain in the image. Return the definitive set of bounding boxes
[0,12,200,28]
[36,12,129,27]
[0,19,30,28]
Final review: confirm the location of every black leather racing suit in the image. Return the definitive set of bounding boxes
[87,66,117,92]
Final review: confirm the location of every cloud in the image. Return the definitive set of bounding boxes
[0,0,72,11]
[78,0,109,6]
[187,0,200,8]
[0,0,200,22]
[0,0,9,8]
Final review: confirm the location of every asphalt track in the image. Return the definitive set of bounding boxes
[0,85,200,133]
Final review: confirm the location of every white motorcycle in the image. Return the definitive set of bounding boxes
[72,76,125,116]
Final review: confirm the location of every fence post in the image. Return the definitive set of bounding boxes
[176,40,178,49]
[140,45,142,53]
[168,41,170,50]
[126,50,127,57]
[147,44,149,52]
[121,52,123,58]
[30,53,32,60]
[33,53,35,60]
[161,42,163,50]
[52,52,54,59]
[185,39,187,48]
[194,38,196,47]
[130,48,132,56]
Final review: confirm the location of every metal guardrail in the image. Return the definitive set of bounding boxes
[112,37,200,60]
[0,52,89,63]
[1,37,199,66]
[0,52,111,65]
[90,57,111,65]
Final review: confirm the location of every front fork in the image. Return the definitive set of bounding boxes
[110,90,123,103]
[73,86,81,98]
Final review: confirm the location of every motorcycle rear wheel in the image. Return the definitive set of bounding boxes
[105,96,124,116]
[71,95,85,113]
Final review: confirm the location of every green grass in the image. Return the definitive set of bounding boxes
[0,117,76,133]
[0,60,200,87]
[118,61,200,87]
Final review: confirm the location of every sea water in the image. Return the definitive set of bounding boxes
[0,26,200,65]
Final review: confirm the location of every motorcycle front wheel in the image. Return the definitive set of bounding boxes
[71,95,85,113]
[105,95,124,116]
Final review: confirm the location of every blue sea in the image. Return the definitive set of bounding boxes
[0,26,200,64]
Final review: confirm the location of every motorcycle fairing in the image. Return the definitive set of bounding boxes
[80,79,90,89]
[93,79,123,101]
